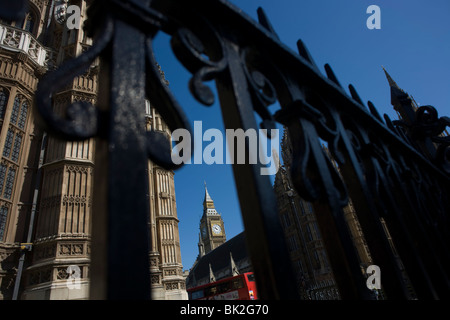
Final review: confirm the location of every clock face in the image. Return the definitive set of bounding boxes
[201,226,207,238]
[212,224,222,235]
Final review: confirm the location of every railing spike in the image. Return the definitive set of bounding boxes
[368,100,384,123]
[348,84,365,107]
[296,39,319,70]
[257,7,280,40]
[383,113,396,131]
[324,64,342,88]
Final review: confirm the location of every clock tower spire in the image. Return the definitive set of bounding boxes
[198,183,226,255]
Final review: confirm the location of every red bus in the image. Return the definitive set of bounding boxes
[187,272,258,300]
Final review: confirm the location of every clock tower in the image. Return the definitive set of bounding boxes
[198,183,226,256]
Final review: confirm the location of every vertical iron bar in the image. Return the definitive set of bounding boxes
[378,156,446,299]
[90,17,151,299]
[288,119,372,299]
[333,123,412,299]
[215,40,300,300]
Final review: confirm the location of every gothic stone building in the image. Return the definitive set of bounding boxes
[274,130,372,299]
[0,0,186,300]
[273,68,419,300]
[198,184,226,256]
[186,185,252,289]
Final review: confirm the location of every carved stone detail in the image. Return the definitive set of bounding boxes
[27,268,52,286]
[151,275,160,285]
[33,243,57,261]
[58,243,85,256]
[165,282,179,290]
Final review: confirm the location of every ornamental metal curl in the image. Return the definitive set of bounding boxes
[35,0,192,170]
[35,18,113,141]
[390,105,450,174]
[33,0,195,299]
[171,25,228,106]
[7,0,448,300]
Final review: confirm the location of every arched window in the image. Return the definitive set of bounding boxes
[3,129,14,159]
[0,162,17,200]
[3,167,16,199]
[10,96,21,126]
[0,94,29,201]
[0,161,16,200]
[18,100,29,130]
[0,88,8,121]
[0,164,7,198]
[2,129,23,163]
[0,205,9,241]
[11,9,39,36]
[10,95,29,130]
[145,99,152,117]
[2,95,29,164]
[24,13,36,34]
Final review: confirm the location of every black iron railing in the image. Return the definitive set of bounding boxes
[2,0,449,299]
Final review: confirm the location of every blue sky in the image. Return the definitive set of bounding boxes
[151,0,450,271]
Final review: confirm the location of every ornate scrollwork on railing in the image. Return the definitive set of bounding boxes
[171,25,227,107]
[35,0,193,170]
[389,105,450,174]
[275,98,348,206]
[35,19,113,141]
[4,0,448,300]
[412,106,450,139]
[33,0,197,299]
[412,106,450,174]
[240,47,278,135]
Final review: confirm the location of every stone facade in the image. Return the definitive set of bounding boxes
[0,0,186,300]
[273,129,373,299]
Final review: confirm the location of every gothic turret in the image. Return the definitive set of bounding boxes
[198,183,226,255]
